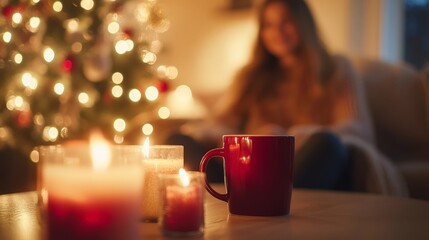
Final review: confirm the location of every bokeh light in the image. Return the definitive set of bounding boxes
[43,47,55,63]
[145,86,159,101]
[111,85,123,98]
[158,106,170,119]
[129,89,142,102]
[112,72,124,84]
[113,118,126,132]
[141,123,153,135]
[54,82,65,95]
[53,1,63,12]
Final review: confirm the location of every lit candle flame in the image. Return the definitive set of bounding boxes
[142,137,149,158]
[179,168,190,187]
[90,132,111,171]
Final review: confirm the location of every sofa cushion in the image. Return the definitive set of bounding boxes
[351,57,429,162]
[397,161,429,200]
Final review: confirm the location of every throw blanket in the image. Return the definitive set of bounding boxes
[341,135,409,197]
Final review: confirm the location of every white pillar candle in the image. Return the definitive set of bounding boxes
[141,141,183,221]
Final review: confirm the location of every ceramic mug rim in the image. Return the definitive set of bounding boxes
[223,134,294,139]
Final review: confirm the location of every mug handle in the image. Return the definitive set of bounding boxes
[199,148,228,202]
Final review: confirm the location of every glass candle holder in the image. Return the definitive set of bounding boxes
[158,170,205,237]
[37,143,144,240]
[141,145,184,222]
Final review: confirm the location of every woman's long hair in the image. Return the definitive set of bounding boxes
[216,0,335,130]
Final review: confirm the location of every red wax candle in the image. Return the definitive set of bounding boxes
[47,195,140,240]
[159,170,205,237]
[39,143,144,240]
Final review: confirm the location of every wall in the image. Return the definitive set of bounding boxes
[157,0,400,96]
[158,0,258,95]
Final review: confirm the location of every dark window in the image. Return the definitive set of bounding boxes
[403,0,429,69]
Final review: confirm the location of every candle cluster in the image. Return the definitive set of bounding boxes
[38,136,203,239]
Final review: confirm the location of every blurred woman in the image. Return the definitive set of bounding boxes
[170,0,374,190]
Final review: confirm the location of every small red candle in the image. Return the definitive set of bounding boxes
[159,169,205,237]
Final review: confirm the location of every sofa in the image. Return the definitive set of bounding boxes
[350,56,429,200]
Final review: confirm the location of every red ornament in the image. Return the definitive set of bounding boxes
[122,29,134,38]
[103,89,112,105]
[2,5,14,18]
[155,79,169,93]
[62,57,74,72]
[16,111,32,128]
[2,3,26,19]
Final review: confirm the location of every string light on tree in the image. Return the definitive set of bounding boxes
[111,85,123,98]
[158,106,170,119]
[13,52,23,64]
[145,86,159,101]
[141,123,153,136]
[0,0,183,156]
[3,31,12,43]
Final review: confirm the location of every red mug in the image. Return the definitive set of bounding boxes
[199,135,294,216]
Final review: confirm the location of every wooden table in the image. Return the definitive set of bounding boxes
[1,185,429,240]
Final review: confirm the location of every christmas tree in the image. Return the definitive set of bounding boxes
[0,0,175,154]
